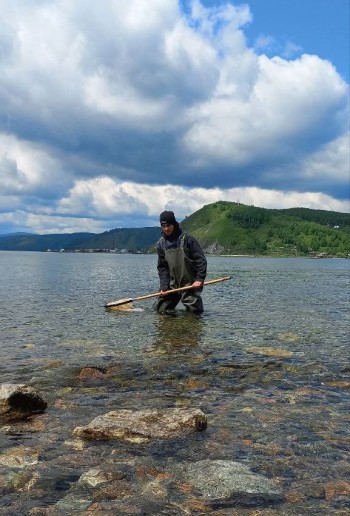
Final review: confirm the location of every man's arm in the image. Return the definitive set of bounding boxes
[187,235,207,282]
[157,244,170,291]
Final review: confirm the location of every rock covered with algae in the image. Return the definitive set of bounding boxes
[0,383,47,424]
[73,407,207,443]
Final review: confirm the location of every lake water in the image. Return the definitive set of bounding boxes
[0,251,349,514]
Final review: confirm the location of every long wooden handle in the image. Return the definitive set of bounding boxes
[105,276,231,307]
[135,276,232,301]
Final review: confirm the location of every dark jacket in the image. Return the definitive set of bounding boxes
[156,228,207,290]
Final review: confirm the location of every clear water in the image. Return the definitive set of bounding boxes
[0,252,349,514]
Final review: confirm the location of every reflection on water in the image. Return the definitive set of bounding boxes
[148,312,204,355]
[0,252,349,514]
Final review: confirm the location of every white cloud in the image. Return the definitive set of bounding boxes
[0,133,72,198]
[58,177,149,217]
[303,133,350,183]
[0,0,348,234]
[184,54,348,171]
[254,35,302,59]
[254,35,276,52]
[26,213,106,235]
[1,173,348,234]
[282,41,303,59]
[57,177,349,229]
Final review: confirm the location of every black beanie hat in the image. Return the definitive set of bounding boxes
[159,210,177,225]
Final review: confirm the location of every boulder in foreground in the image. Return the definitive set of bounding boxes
[73,408,207,443]
[0,383,47,424]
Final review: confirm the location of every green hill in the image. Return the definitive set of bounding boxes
[0,227,160,252]
[1,202,349,257]
[179,201,350,257]
[280,207,350,232]
[76,227,160,251]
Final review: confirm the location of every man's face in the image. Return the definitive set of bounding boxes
[161,223,174,236]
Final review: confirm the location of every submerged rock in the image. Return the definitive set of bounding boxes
[78,468,110,487]
[246,346,294,358]
[50,494,92,513]
[0,384,47,424]
[0,445,39,468]
[73,407,207,443]
[323,480,350,501]
[78,367,107,381]
[181,459,283,501]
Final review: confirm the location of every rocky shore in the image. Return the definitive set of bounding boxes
[1,341,349,514]
[0,378,284,514]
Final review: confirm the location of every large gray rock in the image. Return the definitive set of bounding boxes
[182,460,282,500]
[0,384,47,423]
[73,408,207,443]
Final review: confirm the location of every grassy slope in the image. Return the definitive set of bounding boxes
[180,201,350,257]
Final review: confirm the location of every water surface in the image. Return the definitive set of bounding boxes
[0,252,349,514]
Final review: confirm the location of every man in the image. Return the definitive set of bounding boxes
[156,210,207,314]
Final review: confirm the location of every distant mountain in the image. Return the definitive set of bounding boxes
[1,202,349,256]
[0,232,35,237]
[76,227,161,251]
[0,227,161,252]
[0,232,96,252]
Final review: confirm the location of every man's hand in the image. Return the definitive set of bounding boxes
[160,289,169,296]
[192,280,203,289]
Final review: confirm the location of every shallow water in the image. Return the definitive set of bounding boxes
[0,252,349,514]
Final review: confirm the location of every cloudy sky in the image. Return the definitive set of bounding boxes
[0,0,349,234]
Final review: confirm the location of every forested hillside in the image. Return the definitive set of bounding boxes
[1,202,349,256]
[76,227,160,251]
[180,202,350,257]
[0,232,95,252]
[0,227,160,252]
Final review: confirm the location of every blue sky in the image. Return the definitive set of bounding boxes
[0,0,349,234]
[243,0,349,82]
